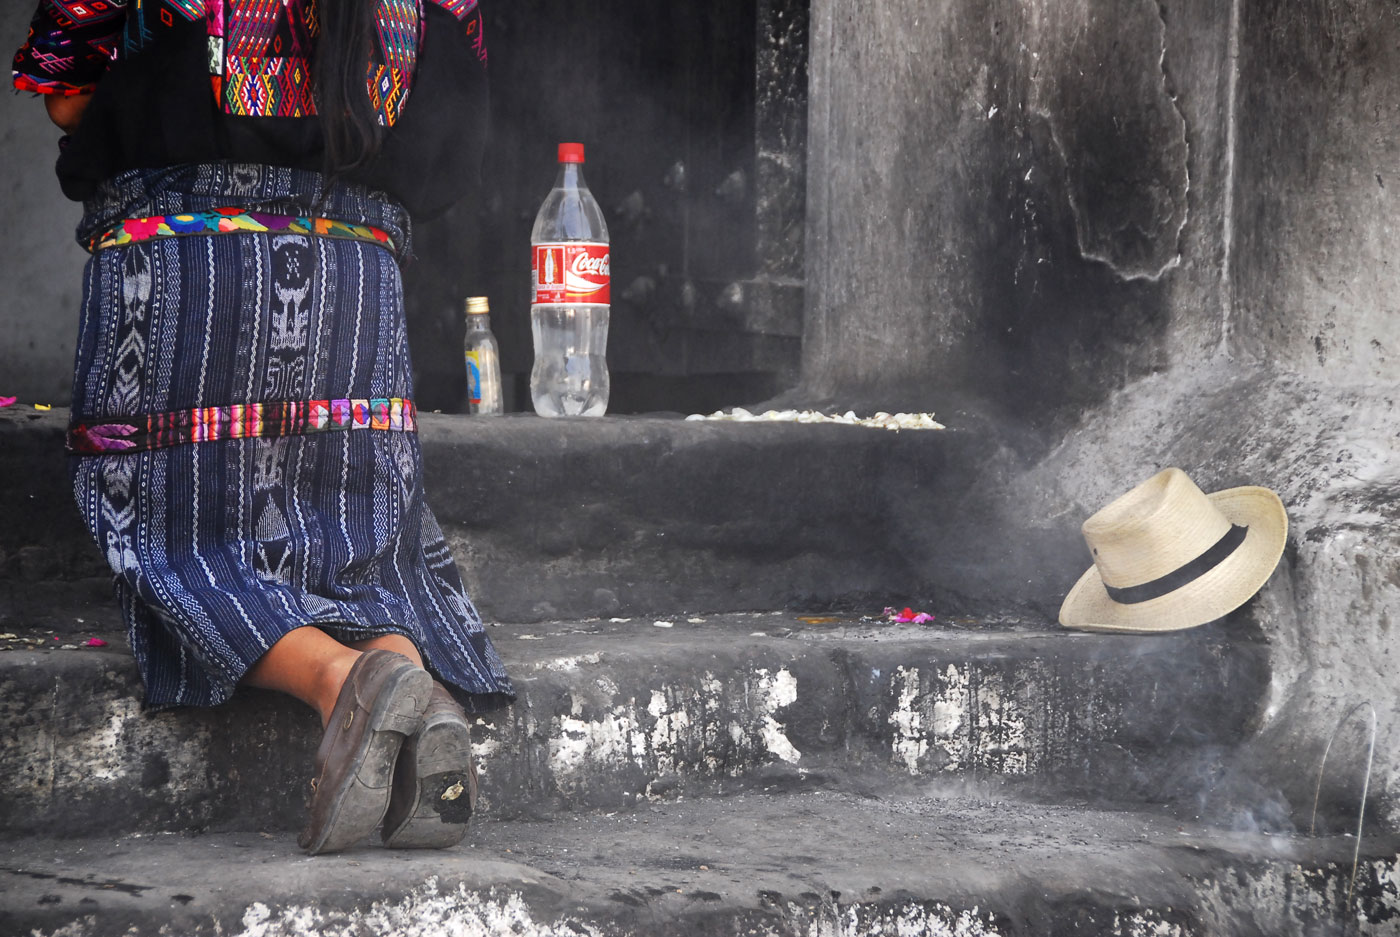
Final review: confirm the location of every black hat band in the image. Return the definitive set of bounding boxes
[1104,524,1249,605]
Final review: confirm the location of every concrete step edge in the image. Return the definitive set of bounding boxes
[0,614,1269,836]
[0,407,1006,624]
[2,790,1394,937]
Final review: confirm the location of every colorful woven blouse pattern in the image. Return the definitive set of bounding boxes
[12,0,128,95]
[14,0,484,123]
[89,207,396,253]
[68,397,418,454]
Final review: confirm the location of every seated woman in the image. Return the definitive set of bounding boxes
[13,0,513,853]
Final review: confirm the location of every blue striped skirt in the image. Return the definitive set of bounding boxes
[69,163,514,713]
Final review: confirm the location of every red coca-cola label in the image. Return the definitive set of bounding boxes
[533,242,610,305]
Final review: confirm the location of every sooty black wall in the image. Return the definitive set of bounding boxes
[404,0,809,415]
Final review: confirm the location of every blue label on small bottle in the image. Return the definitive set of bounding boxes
[465,352,482,405]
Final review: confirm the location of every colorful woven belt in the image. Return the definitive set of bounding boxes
[68,398,417,454]
[89,208,396,254]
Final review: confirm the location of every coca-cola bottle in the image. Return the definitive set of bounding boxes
[530,142,610,417]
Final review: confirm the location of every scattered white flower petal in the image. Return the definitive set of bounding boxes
[685,408,943,431]
[608,617,632,623]
[653,620,674,628]
[686,617,706,623]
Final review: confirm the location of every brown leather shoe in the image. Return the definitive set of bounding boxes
[299,650,433,855]
[381,682,477,848]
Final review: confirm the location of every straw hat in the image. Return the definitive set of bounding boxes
[1059,467,1287,633]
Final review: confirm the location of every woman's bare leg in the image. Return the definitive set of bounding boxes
[243,628,425,728]
[244,626,363,727]
[349,633,424,669]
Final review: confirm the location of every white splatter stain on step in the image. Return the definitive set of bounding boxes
[888,666,928,774]
[647,688,692,774]
[549,706,645,784]
[543,666,804,789]
[756,667,801,764]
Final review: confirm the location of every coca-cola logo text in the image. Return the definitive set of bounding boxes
[570,252,610,280]
[534,242,611,304]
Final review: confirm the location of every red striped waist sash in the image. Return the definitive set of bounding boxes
[68,398,417,454]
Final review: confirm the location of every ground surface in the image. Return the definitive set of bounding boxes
[3,790,1396,936]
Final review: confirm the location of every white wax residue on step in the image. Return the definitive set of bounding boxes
[549,707,641,786]
[646,689,691,775]
[755,667,801,763]
[888,666,929,774]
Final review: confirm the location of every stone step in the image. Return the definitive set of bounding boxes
[0,614,1268,837]
[2,791,1395,936]
[0,406,1019,628]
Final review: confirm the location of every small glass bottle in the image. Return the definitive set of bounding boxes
[464,296,503,415]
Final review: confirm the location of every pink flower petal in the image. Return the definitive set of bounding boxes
[911,613,935,624]
[85,638,108,647]
[0,396,15,408]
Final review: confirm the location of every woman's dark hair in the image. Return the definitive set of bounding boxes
[314,0,384,180]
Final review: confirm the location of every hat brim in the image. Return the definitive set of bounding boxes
[1058,485,1288,633]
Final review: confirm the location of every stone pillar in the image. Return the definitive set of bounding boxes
[801,0,1233,427]
[1231,0,1400,380]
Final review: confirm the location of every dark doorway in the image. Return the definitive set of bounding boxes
[405,0,809,415]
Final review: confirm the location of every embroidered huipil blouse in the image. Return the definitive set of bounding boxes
[12,0,489,217]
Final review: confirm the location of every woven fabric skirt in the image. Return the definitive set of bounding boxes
[68,163,514,713]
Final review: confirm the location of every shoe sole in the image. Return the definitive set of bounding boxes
[382,713,474,848]
[302,665,433,855]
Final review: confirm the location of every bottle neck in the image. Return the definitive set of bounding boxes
[465,314,491,331]
[555,162,586,190]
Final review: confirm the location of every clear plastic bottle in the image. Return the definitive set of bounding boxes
[530,142,610,417]
[463,296,503,415]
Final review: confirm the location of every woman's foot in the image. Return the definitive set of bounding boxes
[299,649,433,855]
[381,682,477,849]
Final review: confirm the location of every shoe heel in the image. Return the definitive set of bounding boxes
[417,720,473,776]
[375,667,433,736]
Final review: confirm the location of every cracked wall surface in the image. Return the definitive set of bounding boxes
[801,0,1228,428]
[1025,0,1190,281]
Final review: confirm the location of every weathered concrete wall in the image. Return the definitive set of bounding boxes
[803,0,1400,829]
[1,68,87,405]
[802,0,1234,428]
[1232,0,1400,381]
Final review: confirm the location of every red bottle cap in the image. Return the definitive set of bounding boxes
[558,142,586,164]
